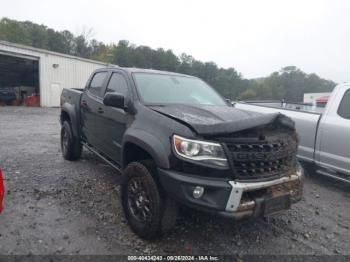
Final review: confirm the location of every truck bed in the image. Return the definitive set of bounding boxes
[61,88,83,107]
[234,101,322,163]
[241,101,325,114]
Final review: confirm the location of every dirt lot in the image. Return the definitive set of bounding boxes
[0,107,349,256]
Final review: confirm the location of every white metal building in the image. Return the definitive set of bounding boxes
[0,41,107,107]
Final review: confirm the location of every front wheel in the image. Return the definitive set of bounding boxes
[121,161,178,239]
[61,121,82,161]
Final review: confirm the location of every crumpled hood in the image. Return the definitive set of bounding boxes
[150,104,294,135]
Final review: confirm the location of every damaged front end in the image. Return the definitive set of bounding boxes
[222,170,304,219]
[209,115,304,218]
[155,104,303,218]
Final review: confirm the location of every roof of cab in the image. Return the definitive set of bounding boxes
[95,66,193,78]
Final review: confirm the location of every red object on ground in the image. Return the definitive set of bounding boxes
[25,96,40,107]
[0,169,4,214]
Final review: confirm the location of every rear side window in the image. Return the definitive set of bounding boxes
[106,73,129,97]
[338,89,350,119]
[88,72,107,97]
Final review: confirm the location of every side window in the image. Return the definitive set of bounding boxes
[106,73,129,97]
[338,89,350,119]
[88,72,107,98]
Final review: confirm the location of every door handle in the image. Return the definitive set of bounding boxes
[97,108,104,114]
[81,100,87,106]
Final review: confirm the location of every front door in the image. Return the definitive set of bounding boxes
[318,88,350,175]
[94,72,130,164]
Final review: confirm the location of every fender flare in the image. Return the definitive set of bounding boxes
[122,129,170,169]
[60,103,80,138]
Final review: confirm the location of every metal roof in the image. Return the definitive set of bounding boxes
[0,41,192,77]
[0,40,108,66]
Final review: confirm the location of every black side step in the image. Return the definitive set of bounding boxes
[83,142,122,174]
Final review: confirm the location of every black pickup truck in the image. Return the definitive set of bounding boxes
[60,67,303,239]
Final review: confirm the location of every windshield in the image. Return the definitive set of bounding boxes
[133,73,226,106]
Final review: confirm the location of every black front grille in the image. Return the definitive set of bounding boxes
[212,127,297,181]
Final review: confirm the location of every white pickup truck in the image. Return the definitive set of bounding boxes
[234,83,350,183]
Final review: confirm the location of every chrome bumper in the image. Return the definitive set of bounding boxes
[225,169,304,215]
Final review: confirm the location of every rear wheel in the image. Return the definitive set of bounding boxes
[121,161,178,239]
[61,121,82,161]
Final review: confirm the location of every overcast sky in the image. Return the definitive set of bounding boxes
[1,0,349,82]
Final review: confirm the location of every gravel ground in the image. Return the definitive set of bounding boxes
[0,107,349,256]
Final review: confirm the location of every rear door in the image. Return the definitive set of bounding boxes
[94,71,130,164]
[317,87,350,175]
[80,71,109,148]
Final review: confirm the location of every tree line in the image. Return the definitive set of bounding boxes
[0,17,337,102]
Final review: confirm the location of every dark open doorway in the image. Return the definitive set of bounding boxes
[0,53,40,106]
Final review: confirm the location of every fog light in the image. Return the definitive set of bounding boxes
[193,186,204,199]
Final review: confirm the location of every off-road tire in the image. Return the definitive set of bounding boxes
[61,121,82,161]
[121,161,178,239]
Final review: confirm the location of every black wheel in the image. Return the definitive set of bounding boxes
[61,121,82,161]
[121,161,178,239]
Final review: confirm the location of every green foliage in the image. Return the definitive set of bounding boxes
[239,66,336,102]
[0,17,337,101]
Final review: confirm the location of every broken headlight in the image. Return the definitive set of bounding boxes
[173,135,228,168]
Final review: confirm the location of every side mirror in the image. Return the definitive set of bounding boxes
[103,92,126,109]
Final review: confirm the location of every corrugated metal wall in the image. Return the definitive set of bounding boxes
[0,41,106,107]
